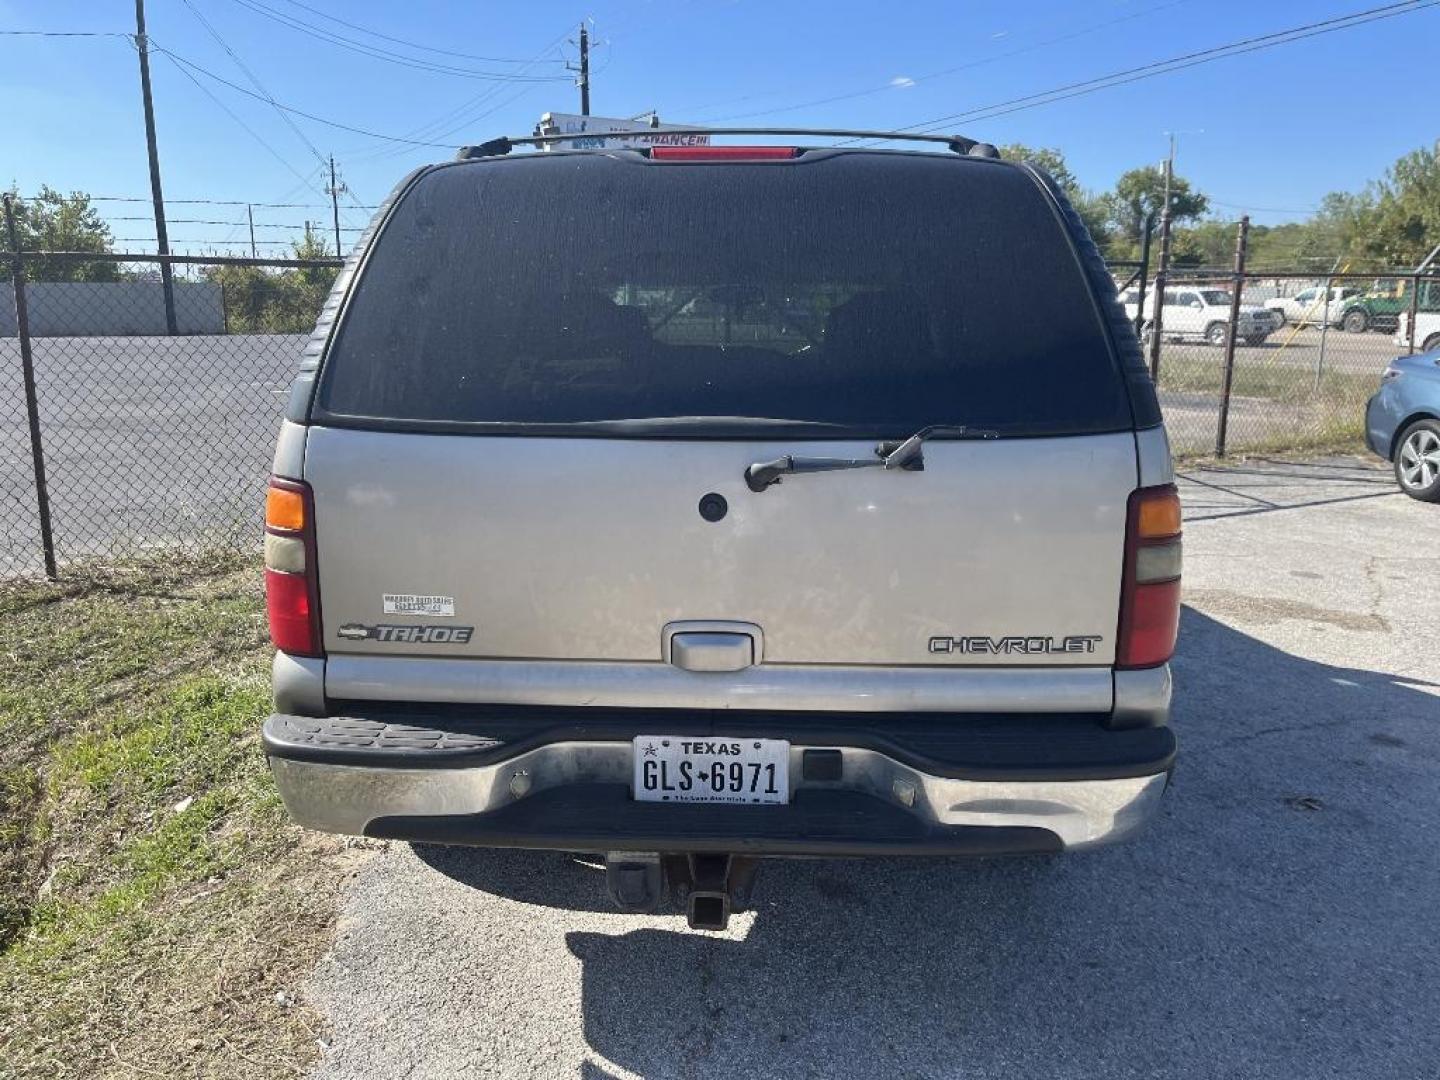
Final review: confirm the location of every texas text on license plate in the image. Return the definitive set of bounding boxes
[632,736,790,805]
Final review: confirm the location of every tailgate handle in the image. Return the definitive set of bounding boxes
[669,632,755,673]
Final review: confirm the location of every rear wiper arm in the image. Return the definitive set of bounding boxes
[743,424,994,492]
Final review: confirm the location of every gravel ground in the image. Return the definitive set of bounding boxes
[305,456,1440,1080]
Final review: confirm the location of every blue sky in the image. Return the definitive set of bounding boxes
[3,0,1438,254]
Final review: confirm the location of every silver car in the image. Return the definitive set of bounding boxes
[260,136,1181,928]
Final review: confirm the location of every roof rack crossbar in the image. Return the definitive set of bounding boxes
[457,128,998,160]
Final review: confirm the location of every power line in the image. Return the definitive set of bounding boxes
[153,46,457,147]
[341,25,572,163]
[881,0,1440,138]
[265,0,565,64]
[172,0,330,172]
[106,215,363,229]
[157,47,330,201]
[162,12,368,232]
[1208,198,1322,215]
[21,194,378,208]
[112,236,333,245]
[174,0,368,236]
[223,0,570,81]
[0,29,129,37]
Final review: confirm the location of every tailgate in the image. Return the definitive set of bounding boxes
[307,426,1134,669]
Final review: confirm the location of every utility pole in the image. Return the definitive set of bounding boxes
[133,0,178,335]
[1146,136,1178,382]
[325,155,347,257]
[578,23,590,116]
[1147,203,1174,381]
[1161,133,1175,225]
[247,203,257,258]
[1134,211,1155,341]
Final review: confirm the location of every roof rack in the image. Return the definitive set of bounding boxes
[456,127,1000,161]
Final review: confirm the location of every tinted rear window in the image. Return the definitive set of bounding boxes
[316,152,1130,436]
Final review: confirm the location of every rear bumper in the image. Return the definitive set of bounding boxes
[263,709,1174,856]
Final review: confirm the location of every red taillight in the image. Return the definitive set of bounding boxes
[1117,485,1182,669]
[266,567,317,655]
[650,146,799,161]
[264,477,322,657]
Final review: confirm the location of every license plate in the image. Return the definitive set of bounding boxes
[632,735,790,805]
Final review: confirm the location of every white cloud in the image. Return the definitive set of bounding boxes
[890,76,916,89]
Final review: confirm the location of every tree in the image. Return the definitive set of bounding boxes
[285,224,340,322]
[1171,219,1239,268]
[201,224,338,333]
[1104,165,1209,257]
[1246,222,1341,271]
[1368,141,1440,268]
[4,186,121,281]
[999,143,1112,249]
[998,144,1078,193]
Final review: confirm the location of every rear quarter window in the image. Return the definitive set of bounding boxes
[315,151,1133,437]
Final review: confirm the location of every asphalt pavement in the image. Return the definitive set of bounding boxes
[0,333,301,573]
[303,456,1440,1080]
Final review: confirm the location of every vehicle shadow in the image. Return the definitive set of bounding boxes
[1177,457,1400,521]
[414,608,1440,1078]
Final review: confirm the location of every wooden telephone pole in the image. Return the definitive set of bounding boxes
[326,156,347,257]
[578,23,590,115]
[134,0,178,334]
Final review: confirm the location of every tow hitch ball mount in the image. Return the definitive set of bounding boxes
[604,852,760,931]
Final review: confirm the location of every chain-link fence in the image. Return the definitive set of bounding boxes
[4,237,1436,578]
[1120,267,1439,457]
[2,248,340,578]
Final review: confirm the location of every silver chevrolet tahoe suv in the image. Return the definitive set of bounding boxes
[261,133,1180,929]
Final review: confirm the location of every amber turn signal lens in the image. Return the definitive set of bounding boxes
[1135,488,1181,538]
[266,485,305,532]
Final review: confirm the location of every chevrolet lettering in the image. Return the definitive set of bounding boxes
[928,635,1104,655]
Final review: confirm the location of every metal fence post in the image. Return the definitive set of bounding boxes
[1147,208,1173,382]
[1313,273,1332,394]
[3,195,59,579]
[1133,212,1154,341]
[1406,273,1421,355]
[1215,216,1250,458]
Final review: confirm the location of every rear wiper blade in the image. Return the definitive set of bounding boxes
[744,424,995,492]
[875,424,996,467]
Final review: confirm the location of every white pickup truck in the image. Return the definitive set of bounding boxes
[1266,286,1363,328]
[1120,285,1274,346]
[1396,310,1440,353]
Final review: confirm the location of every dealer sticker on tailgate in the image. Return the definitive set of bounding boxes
[633,736,790,805]
[382,593,455,617]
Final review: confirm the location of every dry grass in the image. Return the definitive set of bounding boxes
[0,555,358,1079]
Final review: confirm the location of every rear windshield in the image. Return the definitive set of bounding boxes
[315,152,1131,437]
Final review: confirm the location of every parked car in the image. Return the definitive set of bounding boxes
[1366,348,1440,501]
[260,137,1180,929]
[1121,285,1274,346]
[1338,278,1440,334]
[1265,286,1363,328]
[1395,310,1440,355]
